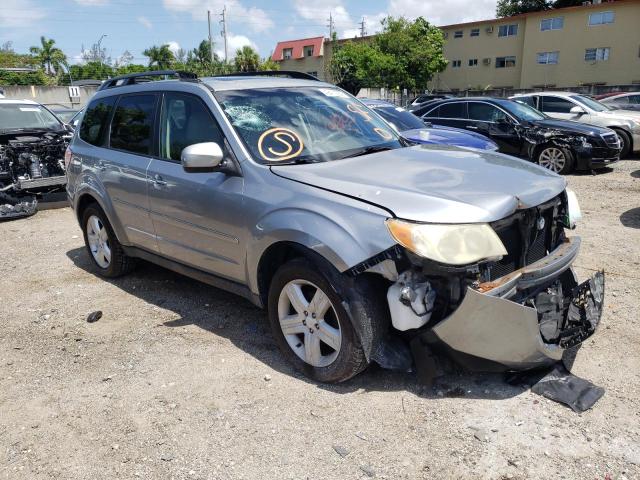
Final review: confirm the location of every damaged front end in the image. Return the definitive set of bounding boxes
[0,131,69,220]
[361,192,604,373]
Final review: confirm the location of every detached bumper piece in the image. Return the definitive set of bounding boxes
[0,192,37,220]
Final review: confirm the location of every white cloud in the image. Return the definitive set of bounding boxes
[216,34,258,59]
[73,0,109,5]
[166,41,181,55]
[138,16,153,29]
[0,0,46,28]
[163,0,274,32]
[292,1,352,32]
[388,0,497,26]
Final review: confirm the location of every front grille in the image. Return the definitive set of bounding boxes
[601,132,621,149]
[487,195,564,281]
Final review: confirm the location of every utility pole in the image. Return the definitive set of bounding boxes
[207,10,214,64]
[326,12,334,39]
[220,6,228,63]
[359,17,367,37]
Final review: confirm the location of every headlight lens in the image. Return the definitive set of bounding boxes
[386,219,507,265]
[566,188,582,229]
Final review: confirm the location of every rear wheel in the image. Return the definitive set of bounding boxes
[613,129,631,159]
[537,145,574,174]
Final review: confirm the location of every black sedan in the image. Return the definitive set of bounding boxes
[413,97,621,174]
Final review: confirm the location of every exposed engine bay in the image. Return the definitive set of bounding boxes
[0,131,69,219]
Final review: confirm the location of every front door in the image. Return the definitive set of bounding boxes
[146,91,246,282]
[539,95,582,121]
[467,102,521,155]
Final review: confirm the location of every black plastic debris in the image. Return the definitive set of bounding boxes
[531,364,604,412]
[87,311,103,323]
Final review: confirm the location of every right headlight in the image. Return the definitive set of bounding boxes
[386,219,507,265]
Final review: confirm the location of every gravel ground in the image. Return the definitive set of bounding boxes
[1,159,640,480]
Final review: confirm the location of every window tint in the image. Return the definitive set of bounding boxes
[160,92,225,161]
[79,96,116,146]
[109,94,157,155]
[468,102,506,122]
[438,102,466,119]
[541,96,574,113]
[514,96,536,108]
[629,95,640,105]
[423,106,439,118]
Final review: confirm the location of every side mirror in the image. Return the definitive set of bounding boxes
[181,142,223,172]
[570,106,586,115]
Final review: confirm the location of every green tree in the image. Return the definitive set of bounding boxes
[142,44,175,69]
[29,36,67,76]
[496,0,551,16]
[259,56,280,71]
[234,45,260,72]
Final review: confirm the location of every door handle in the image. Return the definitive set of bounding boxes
[153,174,167,187]
[466,125,479,130]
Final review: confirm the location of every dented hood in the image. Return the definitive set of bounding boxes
[271,145,566,223]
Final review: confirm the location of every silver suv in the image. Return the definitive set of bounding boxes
[67,71,604,383]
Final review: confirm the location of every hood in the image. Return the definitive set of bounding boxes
[531,118,613,136]
[271,145,566,223]
[402,126,498,151]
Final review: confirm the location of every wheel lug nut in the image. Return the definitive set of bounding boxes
[303,311,308,316]
[302,319,306,325]
[311,313,316,319]
[309,328,314,334]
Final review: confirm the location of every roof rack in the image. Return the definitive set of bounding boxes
[213,71,320,81]
[98,70,198,91]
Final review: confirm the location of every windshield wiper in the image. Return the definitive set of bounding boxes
[340,145,394,159]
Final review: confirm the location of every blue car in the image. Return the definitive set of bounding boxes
[361,99,499,151]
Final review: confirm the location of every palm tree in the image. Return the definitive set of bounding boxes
[29,37,67,76]
[142,44,175,70]
[234,46,260,72]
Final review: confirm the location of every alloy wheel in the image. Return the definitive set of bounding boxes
[277,279,341,368]
[86,214,111,268]
[538,147,567,173]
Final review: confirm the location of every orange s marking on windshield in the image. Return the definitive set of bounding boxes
[258,128,304,161]
[374,128,394,140]
[347,103,372,121]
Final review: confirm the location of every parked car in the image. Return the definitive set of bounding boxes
[67,70,604,383]
[511,92,640,158]
[594,92,640,113]
[361,99,498,151]
[414,97,621,174]
[406,93,454,111]
[1,99,70,219]
[51,107,81,124]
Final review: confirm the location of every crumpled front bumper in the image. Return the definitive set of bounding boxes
[429,237,605,370]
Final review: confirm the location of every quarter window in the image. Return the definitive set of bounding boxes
[438,102,466,119]
[79,96,116,147]
[537,51,559,64]
[540,17,564,31]
[588,11,614,25]
[470,28,480,37]
[498,24,518,37]
[159,92,225,162]
[109,94,157,155]
[540,96,575,114]
[585,47,610,62]
[496,56,516,68]
[454,30,463,38]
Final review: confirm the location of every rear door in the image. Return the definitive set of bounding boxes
[145,91,246,282]
[467,101,522,154]
[423,101,468,129]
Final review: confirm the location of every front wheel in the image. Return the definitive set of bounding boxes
[537,145,574,174]
[613,129,631,159]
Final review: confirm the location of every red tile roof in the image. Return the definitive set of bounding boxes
[271,36,325,61]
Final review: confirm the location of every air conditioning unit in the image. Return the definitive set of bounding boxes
[485,26,494,33]
[483,57,491,65]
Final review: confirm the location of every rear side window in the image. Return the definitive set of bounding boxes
[438,102,466,119]
[79,96,116,146]
[109,94,157,155]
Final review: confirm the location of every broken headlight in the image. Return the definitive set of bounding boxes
[385,219,507,265]
[565,188,582,229]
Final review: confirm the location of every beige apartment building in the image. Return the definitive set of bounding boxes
[432,0,640,91]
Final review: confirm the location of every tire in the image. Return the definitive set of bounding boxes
[536,145,574,174]
[81,203,135,278]
[267,257,385,383]
[613,129,631,159]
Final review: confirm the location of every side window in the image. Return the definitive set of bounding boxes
[159,92,225,162]
[612,96,629,104]
[79,96,116,146]
[423,106,440,118]
[468,102,506,122]
[109,94,157,155]
[540,96,574,113]
[629,95,640,105]
[515,96,536,108]
[438,102,466,119]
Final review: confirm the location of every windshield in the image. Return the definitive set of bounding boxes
[0,103,63,131]
[215,87,404,164]
[370,105,426,131]
[502,100,546,121]
[571,95,611,112]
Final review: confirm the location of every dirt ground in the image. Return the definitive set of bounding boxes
[1,159,640,480]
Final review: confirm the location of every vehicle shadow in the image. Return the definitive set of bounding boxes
[620,207,640,229]
[66,247,527,401]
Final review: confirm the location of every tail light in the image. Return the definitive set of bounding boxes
[64,146,72,169]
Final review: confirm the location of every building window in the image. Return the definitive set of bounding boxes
[468,58,478,66]
[451,60,462,68]
[537,51,559,64]
[496,56,516,68]
[588,11,614,25]
[540,17,564,31]
[303,45,314,57]
[283,48,293,60]
[498,24,518,37]
[454,30,463,38]
[585,47,610,62]
[306,71,318,78]
[470,28,480,37]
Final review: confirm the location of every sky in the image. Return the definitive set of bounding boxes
[0,0,498,65]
